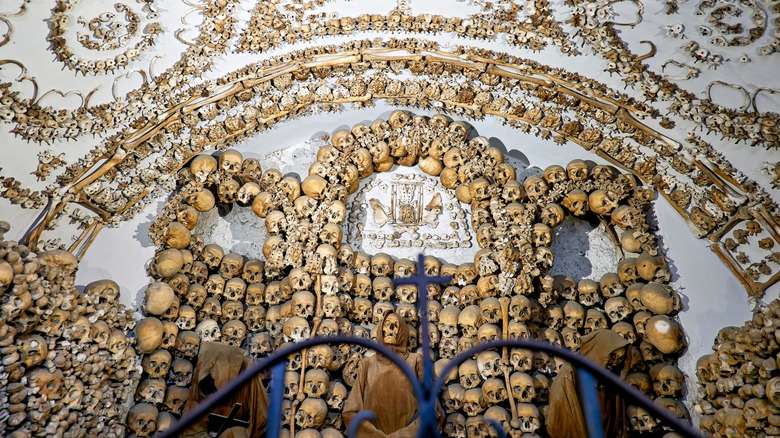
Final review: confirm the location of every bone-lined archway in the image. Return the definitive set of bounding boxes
[127,111,691,436]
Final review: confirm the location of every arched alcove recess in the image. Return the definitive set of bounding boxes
[130,111,690,435]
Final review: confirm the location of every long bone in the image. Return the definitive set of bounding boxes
[499,296,520,428]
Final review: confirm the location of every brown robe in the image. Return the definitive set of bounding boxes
[546,330,632,438]
[182,342,269,438]
[343,312,435,438]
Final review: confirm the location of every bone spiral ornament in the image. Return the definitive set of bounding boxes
[122,114,695,436]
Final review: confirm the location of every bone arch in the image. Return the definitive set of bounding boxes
[27,38,768,273]
[127,111,694,436]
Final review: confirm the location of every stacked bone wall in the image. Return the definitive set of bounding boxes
[0,222,140,437]
[130,113,693,436]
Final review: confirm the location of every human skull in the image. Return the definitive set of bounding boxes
[463,388,486,416]
[605,296,634,323]
[578,279,601,306]
[248,332,273,359]
[296,398,328,429]
[640,282,676,315]
[303,369,330,398]
[371,253,394,277]
[480,297,502,324]
[190,154,218,183]
[541,203,565,228]
[523,175,548,199]
[636,253,671,283]
[612,322,637,344]
[169,358,194,387]
[459,359,482,389]
[444,413,466,438]
[217,178,241,204]
[458,305,482,337]
[127,403,158,437]
[510,371,536,403]
[198,297,222,321]
[646,315,685,354]
[373,276,395,302]
[136,317,164,353]
[628,405,657,433]
[600,272,624,298]
[222,320,247,347]
[509,348,534,372]
[245,283,265,306]
[323,295,342,318]
[219,150,243,175]
[204,274,226,299]
[516,403,541,434]
[650,363,684,397]
[617,257,639,285]
[584,309,608,334]
[589,189,619,215]
[562,189,590,216]
[163,385,189,415]
[544,304,564,331]
[237,182,261,204]
[563,301,585,330]
[327,381,348,410]
[19,334,47,367]
[201,244,224,270]
[443,383,466,412]
[136,378,167,405]
[175,305,196,330]
[561,327,581,351]
[221,301,245,324]
[143,282,175,316]
[220,252,244,278]
[292,291,315,318]
[283,316,311,342]
[195,319,221,343]
[224,278,247,301]
[509,295,531,322]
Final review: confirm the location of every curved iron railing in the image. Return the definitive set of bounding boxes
[156,254,703,438]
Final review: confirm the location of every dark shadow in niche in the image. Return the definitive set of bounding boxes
[133,198,163,249]
[549,215,598,280]
[505,147,530,168]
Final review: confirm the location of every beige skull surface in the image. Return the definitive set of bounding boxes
[127,403,159,437]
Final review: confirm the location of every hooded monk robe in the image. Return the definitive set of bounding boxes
[182,342,269,438]
[343,312,443,438]
[546,329,632,438]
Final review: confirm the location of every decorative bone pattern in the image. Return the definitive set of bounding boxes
[130,114,691,436]
[0,222,139,437]
[696,299,780,437]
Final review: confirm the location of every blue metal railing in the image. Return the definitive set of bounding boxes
[157,254,702,438]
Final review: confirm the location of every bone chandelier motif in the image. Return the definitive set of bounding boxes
[112,112,692,437]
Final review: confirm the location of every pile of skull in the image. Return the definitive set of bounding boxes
[133,112,691,436]
[695,299,780,437]
[0,221,139,438]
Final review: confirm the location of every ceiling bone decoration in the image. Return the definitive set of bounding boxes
[1,0,780,435]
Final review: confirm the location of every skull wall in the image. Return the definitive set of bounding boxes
[0,221,140,437]
[695,299,780,437]
[132,112,692,437]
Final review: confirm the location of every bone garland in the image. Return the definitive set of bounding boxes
[0,228,139,437]
[695,299,780,437]
[19,64,772,288]
[16,37,768,250]
[48,0,163,76]
[238,0,576,56]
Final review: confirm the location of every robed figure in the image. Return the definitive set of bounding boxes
[546,329,634,438]
[343,311,442,438]
[182,342,269,438]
